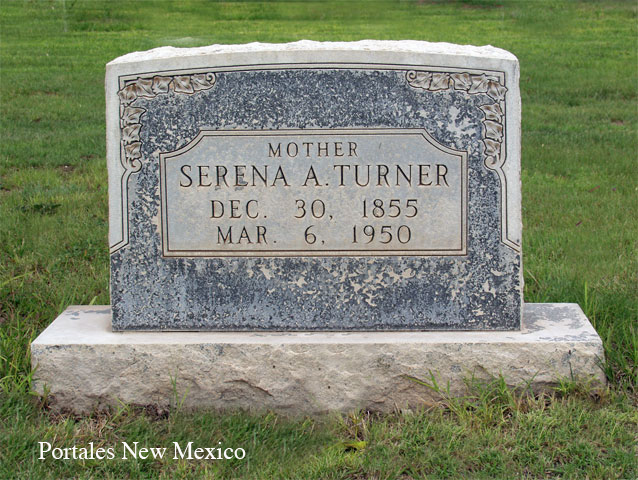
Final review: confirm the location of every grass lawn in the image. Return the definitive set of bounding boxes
[1,0,636,478]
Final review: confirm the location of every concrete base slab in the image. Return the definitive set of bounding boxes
[31,304,605,415]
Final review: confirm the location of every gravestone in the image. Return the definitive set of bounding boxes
[106,40,522,331]
[31,41,604,414]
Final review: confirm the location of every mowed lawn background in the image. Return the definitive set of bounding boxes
[0,1,636,478]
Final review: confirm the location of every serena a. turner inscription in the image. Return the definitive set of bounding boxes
[160,129,467,256]
[106,40,522,331]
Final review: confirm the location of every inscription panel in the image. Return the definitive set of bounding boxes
[160,129,467,257]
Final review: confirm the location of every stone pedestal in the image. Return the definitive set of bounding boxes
[31,303,605,415]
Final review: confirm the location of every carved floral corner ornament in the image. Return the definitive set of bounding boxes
[117,73,217,173]
[405,71,507,171]
[406,70,520,252]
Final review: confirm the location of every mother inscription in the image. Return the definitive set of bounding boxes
[106,41,522,331]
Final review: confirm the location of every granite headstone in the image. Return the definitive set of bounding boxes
[106,41,522,331]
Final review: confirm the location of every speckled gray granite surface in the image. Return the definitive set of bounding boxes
[106,41,522,331]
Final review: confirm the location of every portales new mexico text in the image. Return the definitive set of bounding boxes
[38,441,246,461]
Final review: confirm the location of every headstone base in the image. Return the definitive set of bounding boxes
[31,304,604,415]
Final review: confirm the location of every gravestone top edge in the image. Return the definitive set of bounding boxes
[107,40,519,68]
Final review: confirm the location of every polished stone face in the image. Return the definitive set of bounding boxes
[106,41,522,331]
[159,129,466,257]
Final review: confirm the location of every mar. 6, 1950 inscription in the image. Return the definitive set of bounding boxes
[159,129,467,257]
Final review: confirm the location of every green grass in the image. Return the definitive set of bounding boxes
[2,379,637,479]
[1,0,637,478]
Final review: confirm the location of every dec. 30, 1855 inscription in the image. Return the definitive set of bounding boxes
[160,129,467,256]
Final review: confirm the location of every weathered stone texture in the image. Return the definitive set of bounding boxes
[32,304,605,415]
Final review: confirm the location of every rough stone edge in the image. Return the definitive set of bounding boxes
[107,40,518,66]
[31,304,605,415]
